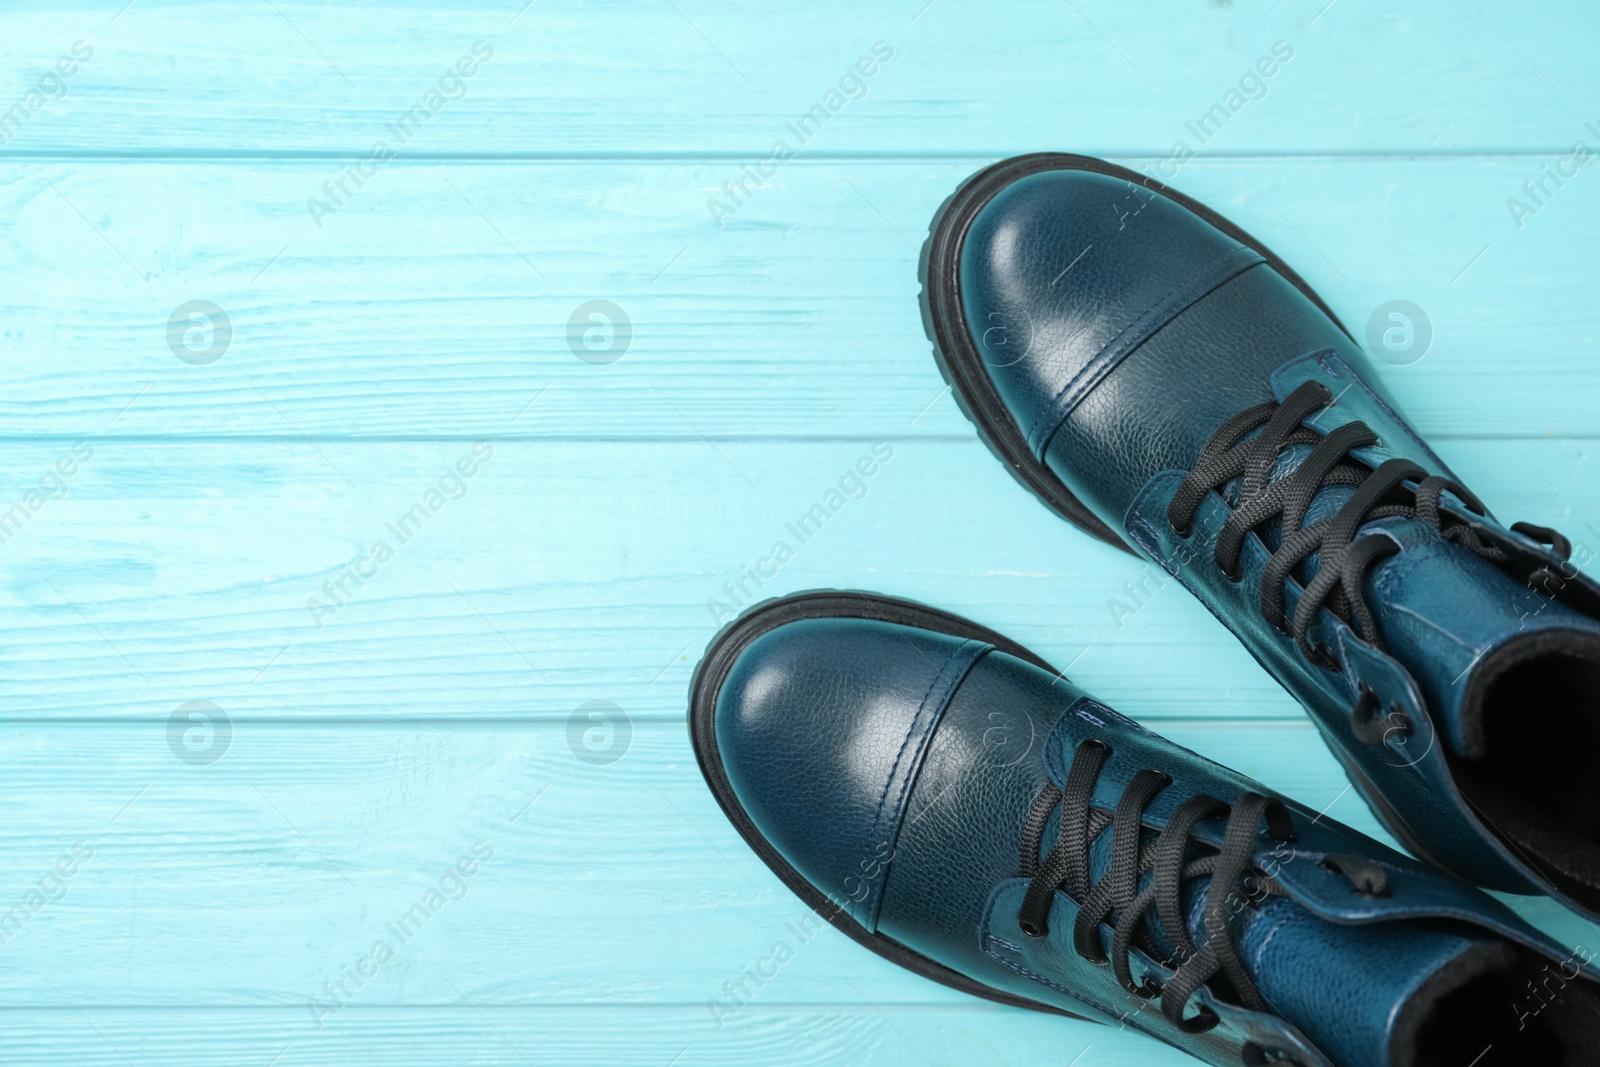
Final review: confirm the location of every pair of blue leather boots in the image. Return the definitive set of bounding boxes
[689,155,1600,1066]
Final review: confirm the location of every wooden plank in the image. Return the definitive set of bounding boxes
[0,1,1594,156]
[5,0,1595,1058]
[0,719,1589,1008]
[0,1007,1193,1066]
[3,158,1595,440]
[1,438,1594,725]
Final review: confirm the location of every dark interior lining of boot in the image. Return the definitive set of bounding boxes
[1452,631,1600,903]
[1395,941,1600,1067]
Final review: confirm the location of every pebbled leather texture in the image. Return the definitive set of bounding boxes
[942,157,1600,912]
[702,599,1600,1067]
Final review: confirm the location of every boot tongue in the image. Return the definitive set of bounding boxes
[1229,896,1520,1067]
[1082,829,1515,1066]
[1112,864,1518,1066]
[1357,517,1600,759]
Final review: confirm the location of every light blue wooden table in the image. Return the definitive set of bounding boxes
[2,2,1598,1063]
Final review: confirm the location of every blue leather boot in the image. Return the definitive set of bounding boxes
[920,153,1600,920]
[691,592,1600,1067]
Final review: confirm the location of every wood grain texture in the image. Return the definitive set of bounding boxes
[0,1,1595,156]
[0,720,1590,1009]
[2,157,1598,439]
[0,1007,1202,1066]
[5,2,1599,1062]
[1,438,1595,724]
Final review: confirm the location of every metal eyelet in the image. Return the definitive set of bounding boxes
[1018,917,1047,939]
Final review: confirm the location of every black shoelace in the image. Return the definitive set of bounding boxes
[1167,380,1573,744]
[1018,739,1386,1035]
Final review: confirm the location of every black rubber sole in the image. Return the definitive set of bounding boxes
[917,152,1352,554]
[687,589,1083,1018]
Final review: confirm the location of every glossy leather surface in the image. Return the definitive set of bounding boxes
[715,618,992,929]
[708,607,1600,1067]
[949,161,1600,907]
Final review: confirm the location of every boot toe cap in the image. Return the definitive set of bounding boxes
[712,616,987,929]
[957,167,1246,456]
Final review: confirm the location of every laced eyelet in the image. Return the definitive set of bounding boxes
[1181,1004,1221,1034]
[1016,749,1282,1033]
[1313,643,1343,673]
[1171,381,1558,720]
[1172,519,1194,539]
[1136,976,1164,1000]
